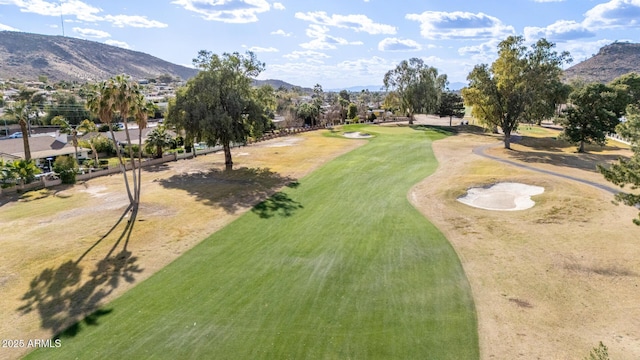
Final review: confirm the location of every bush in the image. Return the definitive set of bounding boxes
[92,136,116,155]
[53,156,78,184]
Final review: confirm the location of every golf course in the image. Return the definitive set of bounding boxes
[18,125,478,359]
[4,120,640,359]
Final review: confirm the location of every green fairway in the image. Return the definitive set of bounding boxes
[27,125,478,359]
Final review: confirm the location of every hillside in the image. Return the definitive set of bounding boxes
[0,31,199,82]
[563,41,640,84]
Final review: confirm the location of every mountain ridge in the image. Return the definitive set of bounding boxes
[0,31,199,82]
[563,41,640,84]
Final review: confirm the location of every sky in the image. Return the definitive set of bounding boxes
[1,0,639,90]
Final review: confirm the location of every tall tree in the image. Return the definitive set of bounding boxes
[557,83,624,153]
[167,51,266,170]
[383,58,447,124]
[436,92,466,126]
[599,104,640,225]
[86,75,144,207]
[312,84,324,126]
[5,100,32,161]
[338,90,350,123]
[462,36,571,148]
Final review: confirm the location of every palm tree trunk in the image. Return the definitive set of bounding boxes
[19,120,31,161]
[109,127,134,204]
[122,122,139,206]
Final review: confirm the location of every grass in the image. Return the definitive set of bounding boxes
[25,125,478,359]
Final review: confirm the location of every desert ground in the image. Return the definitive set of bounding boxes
[408,115,640,359]
[2,116,639,359]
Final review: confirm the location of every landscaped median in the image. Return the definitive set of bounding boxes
[26,125,478,359]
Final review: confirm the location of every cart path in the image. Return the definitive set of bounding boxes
[472,136,620,195]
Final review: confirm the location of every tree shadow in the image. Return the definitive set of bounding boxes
[507,149,626,173]
[18,205,144,339]
[158,167,298,214]
[251,191,304,219]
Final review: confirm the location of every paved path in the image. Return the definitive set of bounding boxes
[472,136,620,195]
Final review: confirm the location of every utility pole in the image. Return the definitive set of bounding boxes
[60,15,65,36]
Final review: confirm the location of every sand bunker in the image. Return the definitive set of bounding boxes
[457,182,544,211]
[343,131,373,138]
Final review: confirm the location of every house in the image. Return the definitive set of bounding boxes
[0,132,90,171]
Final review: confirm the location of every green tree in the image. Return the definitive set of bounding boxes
[11,159,40,184]
[599,104,640,225]
[5,100,32,161]
[144,126,174,158]
[167,50,266,170]
[296,102,318,126]
[0,159,17,187]
[338,90,350,123]
[53,155,78,184]
[436,92,466,126]
[347,102,358,120]
[383,58,447,124]
[44,93,93,125]
[609,72,640,106]
[312,84,324,126]
[557,83,623,153]
[584,341,610,360]
[463,36,571,148]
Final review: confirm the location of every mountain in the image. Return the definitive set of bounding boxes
[0,31,198,82]
[253,79,312,92]
[563,41,640,84]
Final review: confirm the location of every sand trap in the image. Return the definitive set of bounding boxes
[343,132,373,139]
[457,182,544,211]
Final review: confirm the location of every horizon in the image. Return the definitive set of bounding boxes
[1,1,639,89]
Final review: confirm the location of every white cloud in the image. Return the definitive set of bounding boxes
[378,38,422,52]
[0,22,19,31]
[273,2,285,10]
[105,39,131,49]
[406,11,514,40]
[556,38,613,64]
[458,39,500,63]
[1,0,103,22]
[271,29,291,37]
[584,0,640,28]
[524,20,595,41]
[283,50,330,60]
[171,0,271,23]
[295,11,396,35]
[104,15,168,28]
[0,0,168,28]
[299,24,363,50]
[247,46,278,52]
[73,27,110,38]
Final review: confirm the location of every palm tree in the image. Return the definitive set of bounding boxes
[86,78,134,204]
[145,126,173,158]
[12,159,40,184]
[77,119,99,165]
[5,100,32,161]
[52,116,98,163]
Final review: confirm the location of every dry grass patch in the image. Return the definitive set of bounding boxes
[410,129,640,359]
[0,131,363,360]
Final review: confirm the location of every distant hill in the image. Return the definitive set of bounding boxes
[253,79,312,92]
[563,42,640,84]
[0,31,199,82]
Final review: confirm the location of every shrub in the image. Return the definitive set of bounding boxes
[53,156,78,184]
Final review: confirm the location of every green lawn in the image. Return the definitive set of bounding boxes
[27,125,478,359]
